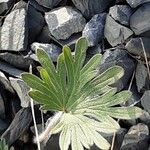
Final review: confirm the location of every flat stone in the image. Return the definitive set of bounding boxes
[130,3,150,35]
[45,6,86,40]
[0,61,24,78]
[135,62,150,93]
[72,0,114,19]
[99,49,135,91]
[104,15,133,46]
[109,5,133,26]
[141,91,150,113]
[125,37,150,59]
[9,77,30,108]
[0,52,35,70]
[0,71,14,93]
[126,0,150,8]
[31,43,61,62]
[0,1,28,51]
[121,123,149,150]
[82,13,106,47]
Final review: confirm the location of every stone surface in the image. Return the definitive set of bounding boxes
[104,15,133,46]
[82,13,106,47]
[1,107,32,146]
[0,71,14,93]
[0,52,35,70]
[125,37,150,59]
[45,7,86,40]
[99,49,135,91]
[72,0,114,19]
[0,93,5,119]
[126,0,150,8]
[9,78,30,108]
[0,1,28,51]
[130,3,150,35]
[31,43,61,62]
[0,118,8,134]
[109,5,133,26]
[135,62,150,93]
[141,91,150,113]
[121,123,149,150]
[0,61,24,78]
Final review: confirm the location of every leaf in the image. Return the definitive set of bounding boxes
[0,139,8,150]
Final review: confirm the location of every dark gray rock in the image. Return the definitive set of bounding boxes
[0,1,28,51]
[0,61,24,78]
[100,49,135,91]
[45,6,86,40]
[0,71,14,93]
[0,93,5,119]
[130,3,150,35]
[1,107,32,146]
[126,0,150,8]
[0,52,35,70]
[9,77,30,108]
[31,43,61,62]
[121,123,149,150]
[0,118,8,134]
[135,62,150,93]
[0,0,14,15]
[82,13,106,47]
[109,5,133,26]
[141,91,150,113]
[104,15,133,46]
[72,0,114,19]
[125,37,150,59]
[139,110,150,126]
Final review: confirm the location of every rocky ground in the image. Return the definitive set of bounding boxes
[0,0,150,149]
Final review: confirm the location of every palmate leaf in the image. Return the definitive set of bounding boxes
[21,37,143,150]
[0,139,8,150]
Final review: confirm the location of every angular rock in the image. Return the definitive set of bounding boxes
[141,91,150,113]
[1,107,32,146]
[126,0,150,8]
[0,61,24,78]
[0,71,14,93]
[130,3,150,35]
[100,49,135,90]
[0,0,14,15]
[0,1,28,51]
[31,43,61,62]
[104,15,133,46]
[9,78,30,108]
[45,7,86,40]
[72,0,114,19]
[121,123,149,150]
[109,5,133,26]
[0,93,5,119]
[135,62,150,93]
[82,13,106,47]
[0,52,35,70]
[125,37,150,59]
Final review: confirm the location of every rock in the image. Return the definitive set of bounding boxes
[0,1,28,51]
[31,43,61,62]
[0,61,24,78]
[0,118,8,134]
[135,62,150,93]
[121,123,149,150]
[87,44,102,56]
[139,110,150,126]
[109,5,133,26]
[1,107,32,146]
[104,15,133,46]
[45,7,86,40]
[125,37,150,59]
[72,0,114,19]
[34,0,63,9]
[126,0,150,8]
[0,93,5,119]
[141,91,150,113]
[130,3,150,35]
[0,71,14,93]
[99,49,135,91]
[9,78,30,108]
[0,0,14,15]
[82,13,106,47]
[0,52,35,70]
